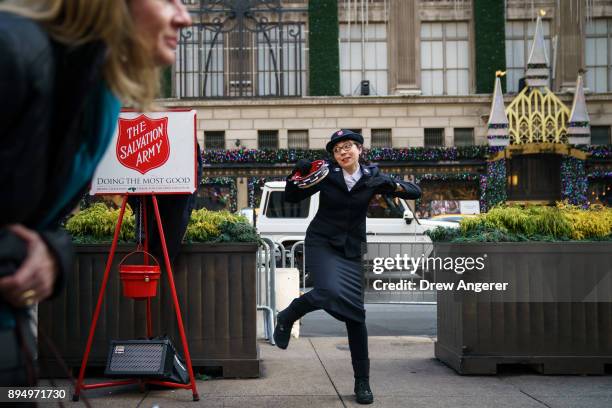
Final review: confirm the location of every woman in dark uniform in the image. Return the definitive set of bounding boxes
[274,129,422,404]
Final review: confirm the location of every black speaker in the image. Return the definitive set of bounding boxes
[105,337,188,384]
[360,80,370,96]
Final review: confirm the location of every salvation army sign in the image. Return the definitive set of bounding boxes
[116,115,170,174]
[91,110,197,195]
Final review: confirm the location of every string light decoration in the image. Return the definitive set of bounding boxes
[560,157,588,207]
[588,170,612,179]
[482,159,507,211]
[586,170,612,206]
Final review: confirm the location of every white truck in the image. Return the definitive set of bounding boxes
[255,181,456,259]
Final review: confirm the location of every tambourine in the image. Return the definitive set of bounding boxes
[290,160,329,189]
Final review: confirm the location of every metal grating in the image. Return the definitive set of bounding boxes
[176,1,307,98]
[109,343,164,372]
[371,129,392,148]
[425,128,445,147]
[258,130,279,149]
[288,130,309,149]
[453,128,474,146]
[205,131,225,149]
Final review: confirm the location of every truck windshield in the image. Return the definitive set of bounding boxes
[265,192,310,218]
[367,195,405,219]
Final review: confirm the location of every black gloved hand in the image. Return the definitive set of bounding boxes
[365,174,397,193]
[293,159,312,176]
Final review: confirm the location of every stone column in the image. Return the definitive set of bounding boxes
[555,2,584,92]
[389,0,421,95]
[236,177,249,210]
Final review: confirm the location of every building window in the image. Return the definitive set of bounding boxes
[175,15,306,98]
[258,130,279,149]
[585,19,612,93]
[257,25,308,97]
[591,126,611,145]
[425,128,445,147]
[421,22,469,96]
[371,129,392,148]
[454,128,474,146]
[204,131,225,149]
[340,23,388,96]
[505,19,552,93]
[288,130,309,149]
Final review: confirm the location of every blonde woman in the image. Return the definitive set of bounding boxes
[0,0,191,386]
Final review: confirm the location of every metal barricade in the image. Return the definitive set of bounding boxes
[257,238,300,344]
[276,241,287,269]
[289,241,306,293]
[256,238,277,345]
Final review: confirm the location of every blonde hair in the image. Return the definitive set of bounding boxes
[0,0,160,109]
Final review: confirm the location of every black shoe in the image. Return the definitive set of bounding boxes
[273,317,293,349]
[354,377,374,404]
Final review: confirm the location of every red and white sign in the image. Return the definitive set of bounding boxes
[116,115,170,174]
[91,110,197,195]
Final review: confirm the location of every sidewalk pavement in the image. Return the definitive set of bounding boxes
[44,336,612,408]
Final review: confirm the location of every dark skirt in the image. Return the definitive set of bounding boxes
[303,243,365,323]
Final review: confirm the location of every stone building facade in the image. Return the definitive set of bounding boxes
[160,0,612,214]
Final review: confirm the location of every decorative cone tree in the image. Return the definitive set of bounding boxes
[487,71,510,147]
[567,75,591,145]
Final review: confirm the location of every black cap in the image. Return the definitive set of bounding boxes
[325,129,364,153]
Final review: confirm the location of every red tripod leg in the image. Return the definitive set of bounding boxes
[143,198,149,263]
[151,195,200,401]
[73,195,129,402]
[143,199,153,338]
[146,298,152,338]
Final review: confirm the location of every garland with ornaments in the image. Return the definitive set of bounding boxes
[584,145,612,159]
[203,146,612,165]
[202,146,496,165]
[200,177,238,212]
[199,145,612,212]
[203,149,319,165]
[367,146,498,162]
[247,176,287,208]
[413,172,484,214]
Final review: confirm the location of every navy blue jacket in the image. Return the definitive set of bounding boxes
[285,162,421,258]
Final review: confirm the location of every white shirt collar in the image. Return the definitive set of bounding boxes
[342,165,362,191]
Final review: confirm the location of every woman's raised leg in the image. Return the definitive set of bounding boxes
[273,296,319,349]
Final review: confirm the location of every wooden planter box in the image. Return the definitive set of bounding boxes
[434,242,612,375]
[38,243,260,378]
